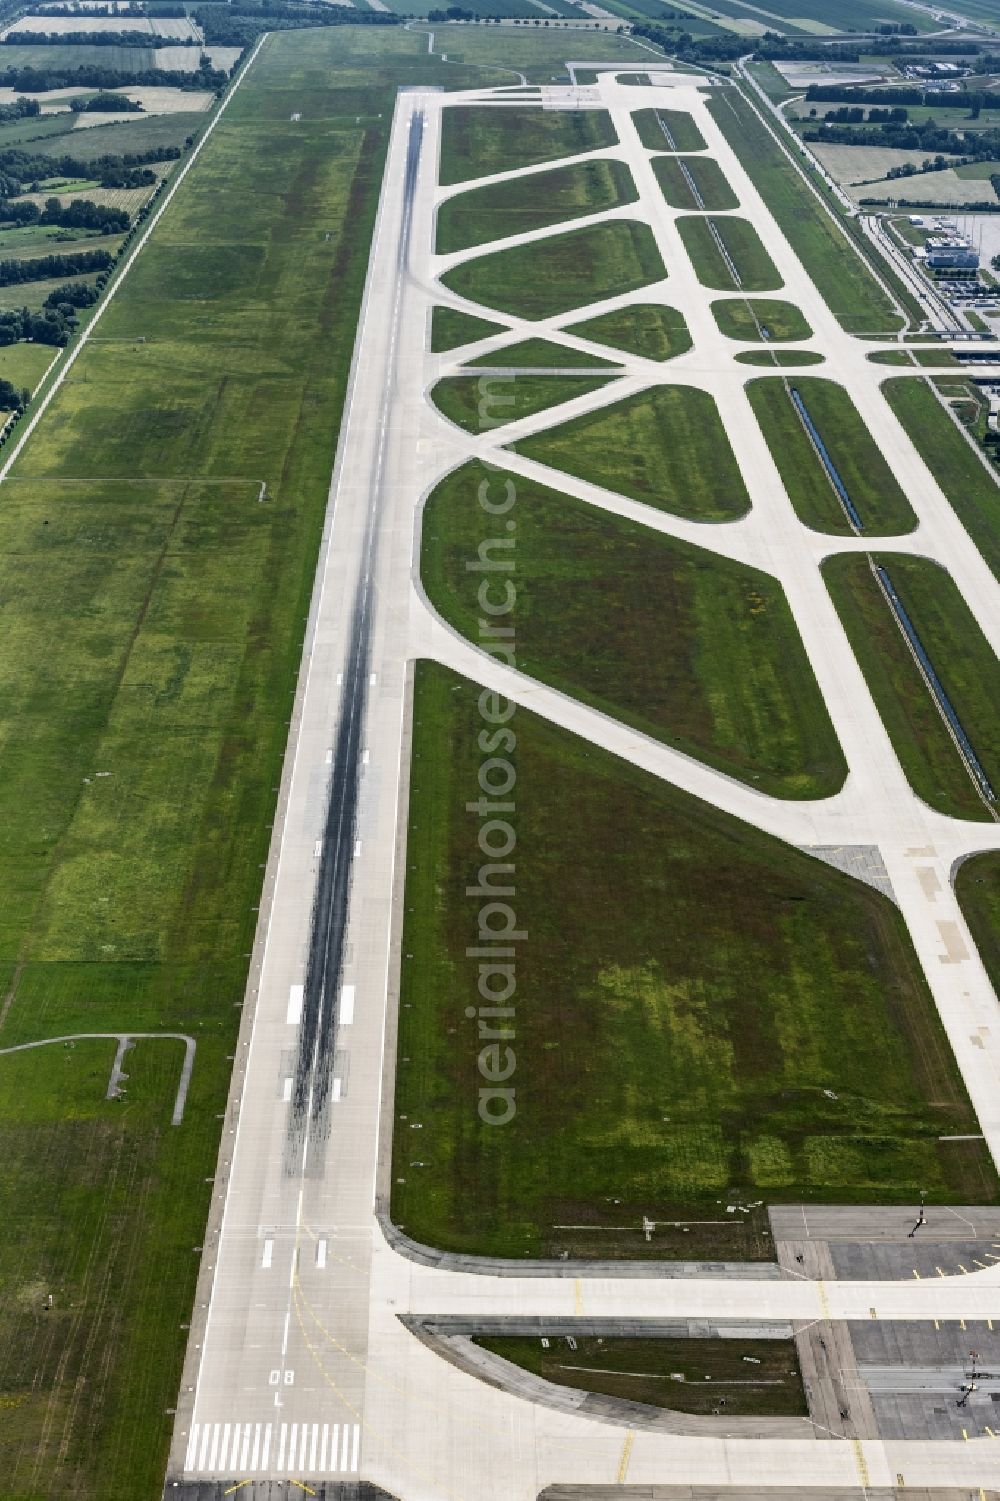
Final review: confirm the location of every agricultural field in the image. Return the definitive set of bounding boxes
[441,218,666,319]
[60,110,208,157]
[430,372,615,431]
[565,301,692,360]
[707,87,907,332]
[0,23,508,1500]
[7,14,202,36]
[438,104,618,186]
[421,460,844,797]
[676,213,783,291]
[823,555,1000,822]
[882,377,1000,581]
[474,1335,807,1417]
[747,377,917,535]
[652,152,739,211]
[435,157,637,254]
[391,661,992,1261]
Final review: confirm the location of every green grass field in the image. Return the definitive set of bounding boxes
[882,377,1000,581]
[652,153,739,211]
[421,460,844,797]
[737,349,824,366]
[0,23,510,1501]
[957,853,1000,998]
[421,26,656,84]
[435,156,637,254]
[514,384,751,522]
[564,302,692,361]
[438,103,617,185]
[440,218,665,320]
[430,372,614,432]
[466,336,618,367]
[677,214,782,292]
[632,106,706,153]
[391,660,992,1261]
[707,88,906,333]
[748,377,917,536]
[0,340,59,390]
[431,304,506,351]
[475,1335,807,1415]
[713,297,811,341]
[823,555,1000,822]
[61,111,209,159]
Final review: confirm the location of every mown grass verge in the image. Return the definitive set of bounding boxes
[677,213,782,291]
[430,373,615,432]
[436,157,637,254]
[633,106,706,152]
[466,336,619,368]
[707,87,905,333]
[390,659,993,1261]
[513,384,750,522]
[564,301,692,361]
[474,1335,807,1416]
[439,104,618,185]
[956,853,1000,999]
[747,377,917,536]
[737,350,824,366]
[431,304,507,351]
[822,554,1000,822]
[882,376,1000,580]
[421,460,844,797]
[653,153,738,211]
[713,297,811,341]
[440,219,665,320]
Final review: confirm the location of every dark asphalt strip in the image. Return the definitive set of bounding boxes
[286,109,424,1174]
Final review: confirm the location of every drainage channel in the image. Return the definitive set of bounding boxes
[707,218,741,288]
[872,563,997,814]
[783,384,995,813]
[655,110,677,149]
[787,384,863,532]
[677,157,705,211]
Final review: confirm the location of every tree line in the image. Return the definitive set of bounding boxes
[71,91,145,112]
[0,247,112,285]
[1,197,131,234]
[804,82,1000,107]
[0,59,229,92]
[0,144,179,197]
[0,280,99,349]
[804,119,1000,163]
[192,3,399,47]
[5,30,200,48]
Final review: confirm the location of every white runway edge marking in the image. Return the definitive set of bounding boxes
[282,1075,292,1102]
[183,1419,361,1474]
[286,984,303,1024]
[261,1237,274,1269]
[332,1077,342,1103]
[316,1236,328,1269]
[339,984,355,1025]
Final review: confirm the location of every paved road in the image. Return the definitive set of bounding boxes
[166,68,1000,1500]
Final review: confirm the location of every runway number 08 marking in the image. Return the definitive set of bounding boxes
[269,1370,295,1384]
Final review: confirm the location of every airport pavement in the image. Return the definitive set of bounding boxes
[166,68,1000,1501]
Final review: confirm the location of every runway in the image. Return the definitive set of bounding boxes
[165,68,1000,1500]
